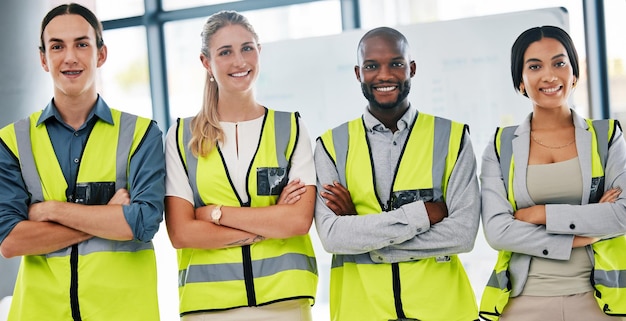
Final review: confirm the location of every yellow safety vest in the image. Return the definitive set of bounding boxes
[175,109,317,315]
[0,109,159,321]
[319,112,478,321]
[479,119,626,320]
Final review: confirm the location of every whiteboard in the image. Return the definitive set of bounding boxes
[256,7,569,157]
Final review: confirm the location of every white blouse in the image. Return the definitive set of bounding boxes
[165,114,316,205]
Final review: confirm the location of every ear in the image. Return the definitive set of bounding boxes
[96,44,108,67]
[200,54,211,72]
[409,60,416,78]
[40,51,50,72]
[257,43,262,53]
[519,83,525,93]
[354,65,361,82]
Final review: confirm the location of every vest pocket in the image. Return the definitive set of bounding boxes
[257,167,288,196]
[70,182,116,205]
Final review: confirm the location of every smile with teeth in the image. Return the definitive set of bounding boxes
[62,71,82,75]
[540,85,562,93]
[231,70,250,77]
[375,86,396,92]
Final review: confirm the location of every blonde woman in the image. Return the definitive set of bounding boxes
[164,10,317,321]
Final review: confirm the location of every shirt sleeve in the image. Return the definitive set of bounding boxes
[0,140,30,244]
[164,125,194,205]
[546,125,626,237]
[313,140,430,255]
[123,122,166,242]
[288,117,316,186]
[369,132,482,263]
[480,132,573,260]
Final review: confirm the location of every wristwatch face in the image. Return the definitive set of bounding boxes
[211,206,222,224]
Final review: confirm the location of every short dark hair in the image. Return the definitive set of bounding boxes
[39,3,105,53]
[510,25,579,96]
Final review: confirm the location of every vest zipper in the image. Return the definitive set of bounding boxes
[70,244,82,320]
[391,262,407,319]
[242,245,257,306]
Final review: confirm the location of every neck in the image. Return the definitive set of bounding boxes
[217,90,264,122]
[368,102,409,132]
[531,106,573,130]
[53,92,98,130]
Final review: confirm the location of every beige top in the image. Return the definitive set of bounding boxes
[522,157,593,296]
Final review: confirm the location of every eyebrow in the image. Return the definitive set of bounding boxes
[362,56,406,64]
[48,36,91,44]
[216,41,255,52]
[525,53,567,64]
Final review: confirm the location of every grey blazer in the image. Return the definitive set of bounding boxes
[480,109,626,296]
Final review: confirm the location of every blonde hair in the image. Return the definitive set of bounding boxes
[189,10,259,157]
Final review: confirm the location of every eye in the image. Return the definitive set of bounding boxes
[528,64,541,71]
[242,45,254,52]
[218,49,231,56]
[555,61,567,67]
[391,62,405,68]
[363,63,377,70]
[50,44,63,51]
[77,42,89,48]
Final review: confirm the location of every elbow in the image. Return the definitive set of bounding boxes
[166,229,189,249]
[483,230,508,251]
[280,216,313,238]
[0,242,19,259]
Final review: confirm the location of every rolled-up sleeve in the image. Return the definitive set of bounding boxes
[123,122,165,242]
[0,141,29,245]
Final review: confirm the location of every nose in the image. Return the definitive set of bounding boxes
[376,65,393,81]
[64,47,78,65]
[541,66,558,82]
[233,52,246,67]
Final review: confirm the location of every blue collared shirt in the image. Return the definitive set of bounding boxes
[0,96,165,243]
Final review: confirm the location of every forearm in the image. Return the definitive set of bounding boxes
[170,218,262,249]
[33,201,133,241]
[165,196,262,249]
[0,220,92,258]
[315,198,428,254]
[546,202,626,236]
[204,188,316,239]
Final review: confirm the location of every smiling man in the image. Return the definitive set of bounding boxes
[0,4,165,321]
[314,27,481,321]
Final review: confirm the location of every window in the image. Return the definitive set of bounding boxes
[164,1,342,121]
[605,0,626,124]
[100,27,152,118]
[163,0,242,11]
[51,0,146,20]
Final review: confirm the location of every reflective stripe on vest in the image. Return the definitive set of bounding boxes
[319,112,478,321]
[480,119,626,320]
[1,109,158,321]
[175,109,317,314]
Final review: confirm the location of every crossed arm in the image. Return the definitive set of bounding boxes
[313,137,480,262]
[0,124,165,258]
[165,179,315,250]
[1,189,132,258]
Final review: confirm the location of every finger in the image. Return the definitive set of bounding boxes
[325,200,343,215]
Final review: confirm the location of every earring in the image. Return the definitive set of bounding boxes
[209,76,215,82]
[519,87,525,95]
